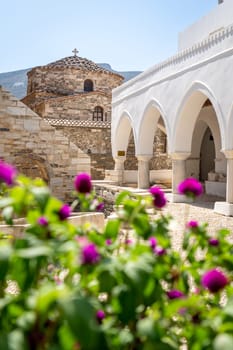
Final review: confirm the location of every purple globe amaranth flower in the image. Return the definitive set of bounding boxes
[74,173,92,194]
[154,246,166,256]
[58,204,71,220]
[96,310,105,324]
[125,239,132,245]
[209,238,219,246]
[187,220,199,229]
[105,239,112,245]
[149,236,157,249]
[201,268,228,293]
[167,289,185,300]
[178,178,203,198]
[0,160,17,186]
[149,186,167,209]
[37,216,48,226]
[96,202,104,212]
[81,243,100,265]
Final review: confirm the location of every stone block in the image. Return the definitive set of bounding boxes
[24,119,40,132]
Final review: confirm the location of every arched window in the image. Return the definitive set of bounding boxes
[93,106,104,121]
[84,79,93,92]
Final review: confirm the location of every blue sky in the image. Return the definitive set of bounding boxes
[1,0,217,73]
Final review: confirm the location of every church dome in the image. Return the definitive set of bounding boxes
[44,55,117,75]
[26,50,124,96]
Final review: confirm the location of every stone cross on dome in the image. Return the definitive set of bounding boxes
[72,48,79,56]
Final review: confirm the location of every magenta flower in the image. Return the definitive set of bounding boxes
[106,239,112,245]
[75,236,89,247]
[96,202,104,212]
[74,173,92,193]
[96,310,105,324]
[149,186,167,208]
[125,239,132,245]
[58,204,71,220]
[81,243,100,265]
[167,289,184,299]
[209,238,219,246]
[154,246,166,256]
[0,160,17,186]
[37,216,48,226]
[178,178,203,198]
[187,220,198,229]
[149,236,157,249]
[201,268,228,293]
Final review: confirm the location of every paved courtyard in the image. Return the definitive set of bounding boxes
[160,193,233,250]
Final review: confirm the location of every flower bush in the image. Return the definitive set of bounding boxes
[0,162,232,350]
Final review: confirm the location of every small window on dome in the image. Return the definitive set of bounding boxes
[84,79,93,92]
[93,106,103,121]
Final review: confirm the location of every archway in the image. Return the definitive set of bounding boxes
[174,86,226,198]
[113,112,136,158]
[200,127,215,181]
[113,112,137,185]
[137,100,171,188]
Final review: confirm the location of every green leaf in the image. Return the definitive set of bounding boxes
[115,191,131,206]
[8,329,28,350]
[36,284,68,314]
[16,311,36,331]
[0,244,12,280]
[224,298,233,317]
[214,334,233,350]
[0,197,13,208]
[104,219,120,239]
[31,186,50,211]
[60,296,108,350]
[58,323,76,350]
[98,269,116,293]
[132,214,151,238]
[2,206,14,225]
[16,245,51,258]
[137,317,156,341]
[0,333,8,350]
[117,328,134,346]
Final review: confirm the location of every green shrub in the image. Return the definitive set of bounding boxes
[0,161,232,349]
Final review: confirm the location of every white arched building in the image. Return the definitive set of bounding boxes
[110,0,233,216]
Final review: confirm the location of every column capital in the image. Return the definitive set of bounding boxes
[221,149,233,159]
[170,152,190,160]
[136,154,152,161]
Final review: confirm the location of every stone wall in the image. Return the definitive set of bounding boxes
[124,129,171,172]
[56,124,114,180]
[0,86,90,201]
[42,92,112,121]
[27,67,123,96]
[150,128,172,170]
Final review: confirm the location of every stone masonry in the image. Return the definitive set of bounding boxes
[0,86,90,201]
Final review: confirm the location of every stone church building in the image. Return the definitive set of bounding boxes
[21,52,124,180]
[110,0,233,215]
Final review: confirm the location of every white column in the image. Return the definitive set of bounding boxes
[113,156,126,185]
[214,150,233,216]
[137,155,152,189]
[114,157,125,171]
[223,150,233,203]
[170,152,191,203]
